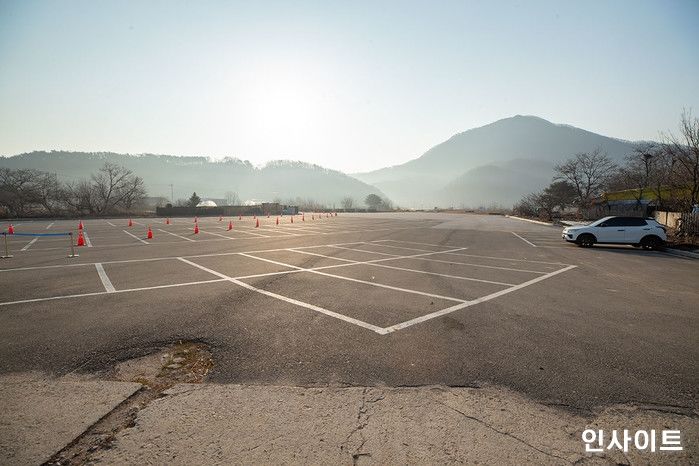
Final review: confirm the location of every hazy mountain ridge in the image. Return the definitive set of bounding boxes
[0,151,384,206]
[354,115,642,207]
[2,116,648,209]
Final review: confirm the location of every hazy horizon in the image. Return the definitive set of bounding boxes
[1,0,697,173]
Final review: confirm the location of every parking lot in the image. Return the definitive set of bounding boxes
[1,212,697,411]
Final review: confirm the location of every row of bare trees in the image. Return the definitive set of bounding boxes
[0,162,146,217]
[514,110,699,219]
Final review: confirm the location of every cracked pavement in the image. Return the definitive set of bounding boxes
[92,383,697,465]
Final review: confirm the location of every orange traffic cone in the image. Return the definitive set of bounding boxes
[227,220,233,231]
[128,218,133,227]
[219,216,222,221]
[312,214,315,220]
[302,213,305,221]
[238,215,242,220]
[267,213,270,218]
[291,216,294,224]
[77,230,85,246]
[194,223,199,234]
[194,216,198,223]
[255,218,260,228]
[78,220,84,230]
[166,218,170,225]
[8,224,14,234]
[147,226,153,239]
[276,217,279,225]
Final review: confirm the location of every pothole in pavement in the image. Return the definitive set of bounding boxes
[45,341,213,466]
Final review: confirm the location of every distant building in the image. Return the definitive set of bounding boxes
[196,200,217,207]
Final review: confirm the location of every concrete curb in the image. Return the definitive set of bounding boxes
[0,373,142,466]
[662,248,699,259]
[505,215,555,226]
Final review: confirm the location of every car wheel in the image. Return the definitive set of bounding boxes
[640,235,662,250]
[577,234,595,248]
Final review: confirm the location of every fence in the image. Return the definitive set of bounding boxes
[156,203,284,217]
[654,211,682,229]
[678,212,699,235]
[654,211,699,235]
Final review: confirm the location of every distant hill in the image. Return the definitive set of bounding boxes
[0,152,383,207]
[354,115,640,208]
[1,116,648,209]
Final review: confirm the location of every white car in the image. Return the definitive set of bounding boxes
[562,216,667,250]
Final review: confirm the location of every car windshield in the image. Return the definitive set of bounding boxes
[588,217,612,226]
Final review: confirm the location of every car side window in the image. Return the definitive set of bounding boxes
[600,218,623,227]
[626,218,648,226]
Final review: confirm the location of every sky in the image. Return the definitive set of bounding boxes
[0,0,697,173]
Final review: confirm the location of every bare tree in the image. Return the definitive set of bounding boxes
[663,109,699,210]
[554,149,617,211]
[513,181,576,221]
[33,171,62,214]
[59,163,145,215]
[224,191,240,206]
[91,162,144,214]
[340,196,355,210]
[379,196,393,211]
[0,168,40,217]
[118,175,146,212]
[62,180,97,215]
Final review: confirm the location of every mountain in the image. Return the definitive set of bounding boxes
[0,152,383,207]
[1,116,646,209]
[354,115,639,208]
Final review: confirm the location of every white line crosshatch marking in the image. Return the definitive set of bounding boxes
[0,239,577,334]
[174,241,577,335]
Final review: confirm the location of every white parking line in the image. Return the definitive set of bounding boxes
[106,221,116,227]
[372,239,472,250]
[20,238,38,251]
[0,241,369,274]
[239,252,467,302]
[511,232,537,247]
[83,231,93,247]
[287,248,516,286]
[158,228,196,242]
[199,230,235,239]
[256,227,300,237]
[46,222,54,230]
[331,245,547,274]
[123,229,149,244]
[374,240,569,265]
[21,226,418,252]
[382,265,577,333]
[0,278,227,307]
[95,263,116,292]
[177,257,388,334]
[229,229,271,238]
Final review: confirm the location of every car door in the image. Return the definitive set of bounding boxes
[593,217,627,243]
[624,217,649,242]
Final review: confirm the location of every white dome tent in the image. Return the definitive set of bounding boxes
[196,200,217,207]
